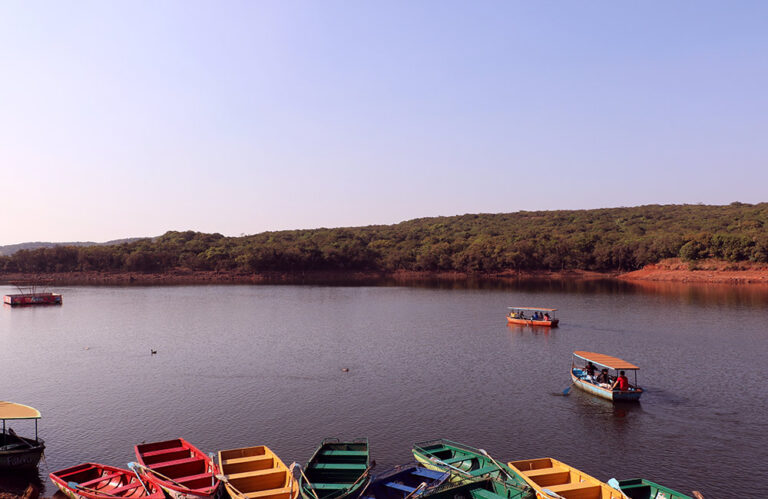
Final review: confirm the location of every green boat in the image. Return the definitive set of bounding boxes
[417,477,532,499]
[412,440,532,498]
[618,478,693,499]
[299,438,371,499]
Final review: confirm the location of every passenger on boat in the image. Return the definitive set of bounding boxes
[544,312,550,320]
[533,312,540,320]
[519,311,526,319]
[611,370,630,391]
[596,368,610,385]
[584,362,597,378]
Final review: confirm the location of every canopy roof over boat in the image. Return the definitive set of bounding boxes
[0,401,41,420]
[573,351,639,370]
[507,307,557,312]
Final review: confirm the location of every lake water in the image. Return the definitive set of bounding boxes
[1,280,767,497]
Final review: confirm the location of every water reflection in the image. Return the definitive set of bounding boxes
[0,469,44,497]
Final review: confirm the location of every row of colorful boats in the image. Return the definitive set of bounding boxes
[48,438,698,499]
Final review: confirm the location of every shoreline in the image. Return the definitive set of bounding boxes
[3,260,768,285]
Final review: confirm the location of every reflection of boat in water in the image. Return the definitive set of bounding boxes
[571,352,643,402]
[0,402,45,471]
[617,478,692,499]
[506,307,558,327]
[507,457,627,499]
[50,462,164,499]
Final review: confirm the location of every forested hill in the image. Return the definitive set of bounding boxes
[2,203,767,275]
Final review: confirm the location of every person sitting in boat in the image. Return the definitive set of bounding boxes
[510,311,517,318]
[519,311,525,319]
[544,312,550,320]
[611,370,630,391]
[533,312,540,320]
[596,368,610,385]
[584,362,597,379]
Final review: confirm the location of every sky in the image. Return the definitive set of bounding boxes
[1,1,767,244]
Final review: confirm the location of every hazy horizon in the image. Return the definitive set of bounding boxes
[2,1,767,246]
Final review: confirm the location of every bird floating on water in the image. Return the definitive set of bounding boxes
[150,349,157,355]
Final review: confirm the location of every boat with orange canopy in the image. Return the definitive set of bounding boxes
[570,351,643,402]
[506,307,558,327]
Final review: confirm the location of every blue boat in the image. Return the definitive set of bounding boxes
[359,465,449,499]
[570,351,643,402]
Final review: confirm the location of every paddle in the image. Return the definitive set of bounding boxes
[127,462,152,495]
[129,462,188,490]
[692,492,704,499]
[294,464,321,499]
[427,456,473,478]
[605,478,631,499]
[403,482,427,499]
[477,449,515,483]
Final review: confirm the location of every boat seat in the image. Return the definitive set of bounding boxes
[244,486,294,499]
[320,450,368,457]
[547,482,600,494]
[385,482,416,494]
[222,454,273,466]
[176,472,215,485]
[109,482,141,494]
[80,472,123,487]
[310,483,352,490]
[142,446,188,458]
[150,456,203,469]
[410,468,445,480]
[468,465,498,477]
[311,463,367,470]
[524,467,567,477]
[442,455,472,464]
[227,468,284,481]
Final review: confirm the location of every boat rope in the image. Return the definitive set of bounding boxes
[129,462,189,490]
[67,481,124,499]
[127,463,152,495]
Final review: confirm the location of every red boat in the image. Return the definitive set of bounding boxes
[3,293,62,306]
[50,462,164,499]
[134,438,220,499]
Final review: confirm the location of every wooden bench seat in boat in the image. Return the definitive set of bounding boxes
[176,472,215,486]
[410,468,445,480]
[319,450,368,457]
[442,455,472,465]
[546,481,601,499]
[108,482,141,495]
[522,467,569,478]
[468,465,498,477]
[310,463,367,471]
[384,482,416,494]
[150,456,202,470]
[79,472,123,487]
[222,454,273,467]
[141,446,190,463]
[227,468,285,481]
[310,483,353,490]
[243,486,294,499]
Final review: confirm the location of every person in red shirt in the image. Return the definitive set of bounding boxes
[611,370,629,391]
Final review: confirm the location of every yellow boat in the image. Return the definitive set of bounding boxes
[507,458,628,499]
[218,445,299,499]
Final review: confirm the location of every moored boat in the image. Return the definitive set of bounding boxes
[359,465,449,499]
[3,280,62,306]
[297,438,371,499]
[50,462,164,499]
[217,445,298,499]
[507,457,627,499]
[617,478,693,499]
[134,438,220,499]
[570,351,643,402]
[414,477,532,499]
[411,440,531,497]
[506,308,558,327]
[0,401,45,471]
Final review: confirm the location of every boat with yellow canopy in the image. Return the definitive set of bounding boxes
[0,401,45,470]
[507,308,559,327]
[570,352,643,402]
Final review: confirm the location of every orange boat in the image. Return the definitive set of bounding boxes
[506,307,559,327]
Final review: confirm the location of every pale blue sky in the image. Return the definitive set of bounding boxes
[1,1,766,244]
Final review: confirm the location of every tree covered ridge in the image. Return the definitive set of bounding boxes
[3,203,768,274]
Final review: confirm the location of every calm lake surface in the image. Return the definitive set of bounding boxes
[2,280,767,497]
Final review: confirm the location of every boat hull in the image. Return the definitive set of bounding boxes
[3,293,62,306]
[298,439,370,499]
[506,317,558,327]
[218,445,298,499]
[618,478,692,499]
[571,372,643,402]
[0,434,45,471]
[135,438,220,499]
[50,462,164,499]
[508,457,626,499]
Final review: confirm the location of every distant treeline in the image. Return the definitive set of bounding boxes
[2,203,768,275]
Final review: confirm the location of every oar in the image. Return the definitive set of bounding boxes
[477,449,516,484]
[208,453,216,489]
[692,492,704,499]
[127,462,152,495]
[67,482,123,498]
[427,456,473,478]
[403,482,428,499]
[294,464,321,499]
[129,462,187,490]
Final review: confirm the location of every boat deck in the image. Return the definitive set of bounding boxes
[508,458,625,499]
[219,446,296,499]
